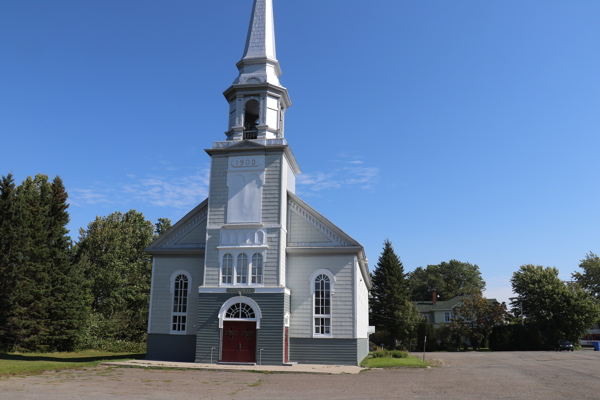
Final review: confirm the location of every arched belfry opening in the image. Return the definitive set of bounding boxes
[243,100,260,139]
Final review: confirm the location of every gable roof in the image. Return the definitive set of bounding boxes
[415,295,498,313]
[145,198,208,254]
[287,191,371,289]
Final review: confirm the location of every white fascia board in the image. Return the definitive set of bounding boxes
[286,246,363,254]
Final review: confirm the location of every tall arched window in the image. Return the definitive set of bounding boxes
[237,253,248,284]
[172,274,189,333]
[314,274,332,336]
[251,253,263,284]
[222,254,233,284]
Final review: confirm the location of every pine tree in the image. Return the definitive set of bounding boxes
[45,176,88,351]
[370,240,420,348]
[0,174,26,350]
[9,175,53,350]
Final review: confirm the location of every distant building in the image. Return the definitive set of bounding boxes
[144,0,372,366]
[415,290,498,327]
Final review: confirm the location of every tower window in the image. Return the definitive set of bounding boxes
[243,100,260,139]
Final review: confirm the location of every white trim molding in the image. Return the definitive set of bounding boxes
[169,270,193,294]
[309,269,336,295]
[199,287,291,295]
[218,296,262,329]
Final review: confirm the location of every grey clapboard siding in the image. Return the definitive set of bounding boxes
[203,230,221,286]
[149,256,204,335]
[357,338,369,365]
[208,156,228,226]
[264,229,280,286]
[147,334,196,362]
[290,338,359,365]
[287,254,355,338]
[196,293,285,365]
[261,154,281,224]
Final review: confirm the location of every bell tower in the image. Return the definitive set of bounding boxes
[223,0,291,141]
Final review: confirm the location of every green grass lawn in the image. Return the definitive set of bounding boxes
[0,350,145,376]
[361,354,430,368]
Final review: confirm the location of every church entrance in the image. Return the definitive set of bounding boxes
[222,321,256,363]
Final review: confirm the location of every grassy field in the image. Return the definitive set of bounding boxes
[361,354,430,368]
[0,350,145,376]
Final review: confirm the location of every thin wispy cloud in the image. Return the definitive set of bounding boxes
[70,168,210,210]
[297,158,380,196]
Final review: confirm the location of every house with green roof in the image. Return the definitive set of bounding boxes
[415,291,498,328]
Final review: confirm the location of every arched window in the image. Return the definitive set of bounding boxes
[243,99,260,139]
[314,273,332,337]
[172,274,189,333]
[251,253,263,284]
[222,254,233,284]
[226,302,256,319]
[237,253,248,284]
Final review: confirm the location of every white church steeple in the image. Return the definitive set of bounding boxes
[223,0,291,141]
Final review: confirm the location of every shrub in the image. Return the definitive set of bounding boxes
[372,350,409,359]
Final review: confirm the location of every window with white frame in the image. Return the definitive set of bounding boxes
[171,274,189,333]
[222,254,233,284]
[251,253,263,284]
[444,312,454,323]
[236,253,248,284]
[314,274,332,336]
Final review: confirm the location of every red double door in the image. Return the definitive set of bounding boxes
[222,321,256,363]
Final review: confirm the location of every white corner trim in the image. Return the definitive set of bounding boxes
[147,258,155,334]
[169,270,193,294]
[309,269,336,294]
[218,296,262,329]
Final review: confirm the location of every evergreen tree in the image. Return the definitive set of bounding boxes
[0,174,26,350]
[370,240,420,348]
[44,177,88,351]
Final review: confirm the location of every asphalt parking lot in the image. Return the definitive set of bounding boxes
[0,350,598,400]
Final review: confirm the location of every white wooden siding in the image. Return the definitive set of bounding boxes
[287,254,355,339]
[149,255,204,335]
[289,211,332,244]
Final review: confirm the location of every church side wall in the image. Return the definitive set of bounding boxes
[287,254,355,339]
[279,159,288,287]
[149,255,204,335]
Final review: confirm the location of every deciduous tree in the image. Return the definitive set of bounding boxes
[511,264,600,345]
[408,260,486,301]
[573,252,600,300]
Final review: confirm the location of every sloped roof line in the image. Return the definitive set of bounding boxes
[287,191,360,247]
[146,198,208,250]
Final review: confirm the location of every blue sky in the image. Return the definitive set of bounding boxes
[2,1,599,305]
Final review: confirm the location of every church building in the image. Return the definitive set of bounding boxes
[145,0,372,366]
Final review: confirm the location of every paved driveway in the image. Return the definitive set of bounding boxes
[0,351,598,400]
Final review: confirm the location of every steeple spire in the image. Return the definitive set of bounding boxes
[223,0,291,142]
[242,0,277,61]
[234,0,283,87]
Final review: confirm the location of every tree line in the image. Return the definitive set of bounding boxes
[0,174,171,352]
[369,240,600,351]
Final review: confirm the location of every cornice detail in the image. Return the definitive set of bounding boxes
[288,199,349,246]
[160,207,208,248]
